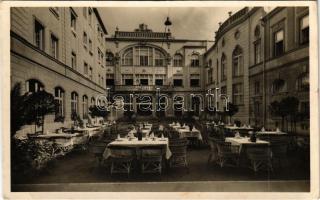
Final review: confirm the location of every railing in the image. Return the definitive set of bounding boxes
[114,85,172,92]
[216,7,249,38]
[115,31,172,39]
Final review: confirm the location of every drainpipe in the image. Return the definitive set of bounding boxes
[260,17,267,127]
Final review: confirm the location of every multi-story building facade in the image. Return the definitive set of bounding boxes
[105,24,212,118]
[11,7,108,133]
[250,7,309,134]
[204,7,266,124]
[204,7,309,134]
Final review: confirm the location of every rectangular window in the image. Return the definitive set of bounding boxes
[88,8,92,26]
[89,39,92,53]
[83,32,87,46]
[254,81,260,95]
[70,10,77,31]
[140,56,148,66]
[84,62,88,75]
[71,51,76,69]
[254,40,261,64]
[125,79,133,86]
[89,67,93,80]
[34,19,45,50]
[155,79,163,86]
[50,34,58,59]
[106,74,114,86]
[190,74,200,87]
[274,30,284,57]
[300,15,309,44]
[232,83,243,105]
[173,79,183,87]
[221,86,227,95]
[208,68,213,84]
[140,79,149,86]
[190,79,200,87]
[191,59,200,67]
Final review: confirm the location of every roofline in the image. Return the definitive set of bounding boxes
[262,7,285,21]
[93,8,108,34]
[105,37,213,43]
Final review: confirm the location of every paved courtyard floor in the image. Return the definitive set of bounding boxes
[12,146,310,192]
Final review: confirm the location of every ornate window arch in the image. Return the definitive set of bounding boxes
[190,53,200,67]
[122,47,133,66]
[154,49,166,66]
[232,46,243,77]
[173,54,183,67]
[221,53,227,81]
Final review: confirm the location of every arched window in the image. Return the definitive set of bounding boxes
[71,91,79,115]
[191,54,200,67]
[122,48,133,66]
[91,97,95,107]
[54,87,65,118]
[82,95,88,118]
[173,54,183,67]
[296,72,309,91]
[135,46,153,66]
[221,54,227,81]
[154,49,166,66]
[232,46,243,77]
[271,79,287,94]
[25,79,44,93]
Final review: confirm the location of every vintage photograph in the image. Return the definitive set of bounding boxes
[7,3,314,194]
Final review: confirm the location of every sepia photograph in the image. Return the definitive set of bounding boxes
[1,1,319,198]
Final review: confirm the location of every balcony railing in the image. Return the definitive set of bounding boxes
[114,85,172,92]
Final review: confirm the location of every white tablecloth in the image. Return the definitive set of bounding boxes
[176,128,203,140]
[103,138,172,160]
[129,128,151,135]
[225,137,269,152]
[256,131,287,135]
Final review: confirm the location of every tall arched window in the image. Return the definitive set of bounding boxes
[173,54,183,67]
[154,49,166,66]
[71,91,79,115]
[105,52,114,66]
[54,87,65,118]
[122,48,133,66]
[82,95,88,118]
[232,46,243,77]
[191,54,200,67]
[296,72,309,91]
[91,97,95,107]
[221,54,227,81]
[25,79,44,93]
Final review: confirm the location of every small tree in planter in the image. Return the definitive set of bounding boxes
[71,111,83,127]
[23,90,56,135]
[11,83,27,137]
[224,102,239,124]
[89,105,110,124]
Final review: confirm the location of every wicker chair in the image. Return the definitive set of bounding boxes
[246,145,273,173]
[169,138,188,169]
[140,146,164,174]
[216,141,240,168]
[109,146,136,177]
[271,142,288,169]
[88,141,107,166]
[207,137,224,164]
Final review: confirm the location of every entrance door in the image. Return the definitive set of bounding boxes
[136,95,152,116]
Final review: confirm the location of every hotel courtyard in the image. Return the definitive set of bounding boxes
[9,6,311,192]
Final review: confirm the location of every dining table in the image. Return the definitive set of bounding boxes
[225,136,270,152]
[102,137,172,160]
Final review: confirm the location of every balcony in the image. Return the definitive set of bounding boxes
[114,85,172,92]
